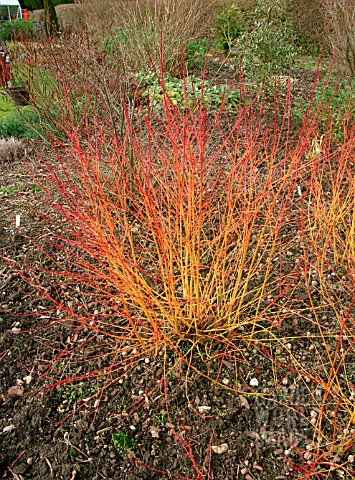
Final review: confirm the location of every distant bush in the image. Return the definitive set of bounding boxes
[0,137,24,163]
[231,0,299,83]
[20,0,74,10]
[321,0,355,76]
[0,19,34,41]
[99,0,217,74]
[285,0,324,56]
[215,4,244,52]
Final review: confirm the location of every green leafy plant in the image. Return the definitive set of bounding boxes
[215,3,244,52]
[69,449,76,463]
[154,410,168,426]
[0,19,34,41]
[231,1,299,83]
[0,183,41,196]
[137,71,241,110]
[184,37,216,71]
[60,384,84,404]
[112,431,134,454]
[295,77,355,143]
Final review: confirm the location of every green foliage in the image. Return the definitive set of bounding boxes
[103,28,128,55]
[112,431,134,454]
[230,1,299,83]
[60,384,84,404]
[0,183,41,196]
[0,108,41,139]
[295,78,355,143]
[136,71,241,111]
[21,0,43,9]
[294,35,321,57]
[0,19,34,41]
[215,3,244,52]
[43,0,59,37]
[20,0,74,9]
[185,38,210,71]
[52,0,74,5]
[69,449,76,463]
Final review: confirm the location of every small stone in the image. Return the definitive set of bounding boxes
[212,443,228,454]
[3,424,15,433]
[197,405,211,413]
[150,426,160,438]
[24,375,32,385]
[249,378,259,387]
[222,378,229,385]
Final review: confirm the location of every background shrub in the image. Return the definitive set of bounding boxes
[0,137,24,162]
[80,0,218,74]
[20,0,74,9]
[321,0,355,76]
[0,19,34,41]
[231,0,299,83]
[215,3,244,52]
[285,0,325,56]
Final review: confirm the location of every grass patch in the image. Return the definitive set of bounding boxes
[0,107,42,140]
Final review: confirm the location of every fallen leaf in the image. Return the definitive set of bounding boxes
[7,385,24,395]
[239,395,250,409]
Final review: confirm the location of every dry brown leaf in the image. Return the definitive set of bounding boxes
[7,385,24,395]
[239,395,250,409]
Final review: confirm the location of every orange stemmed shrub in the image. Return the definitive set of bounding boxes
[26,75,313,375]
[290,122,355,477]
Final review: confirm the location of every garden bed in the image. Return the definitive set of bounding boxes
[1,54,355,480]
